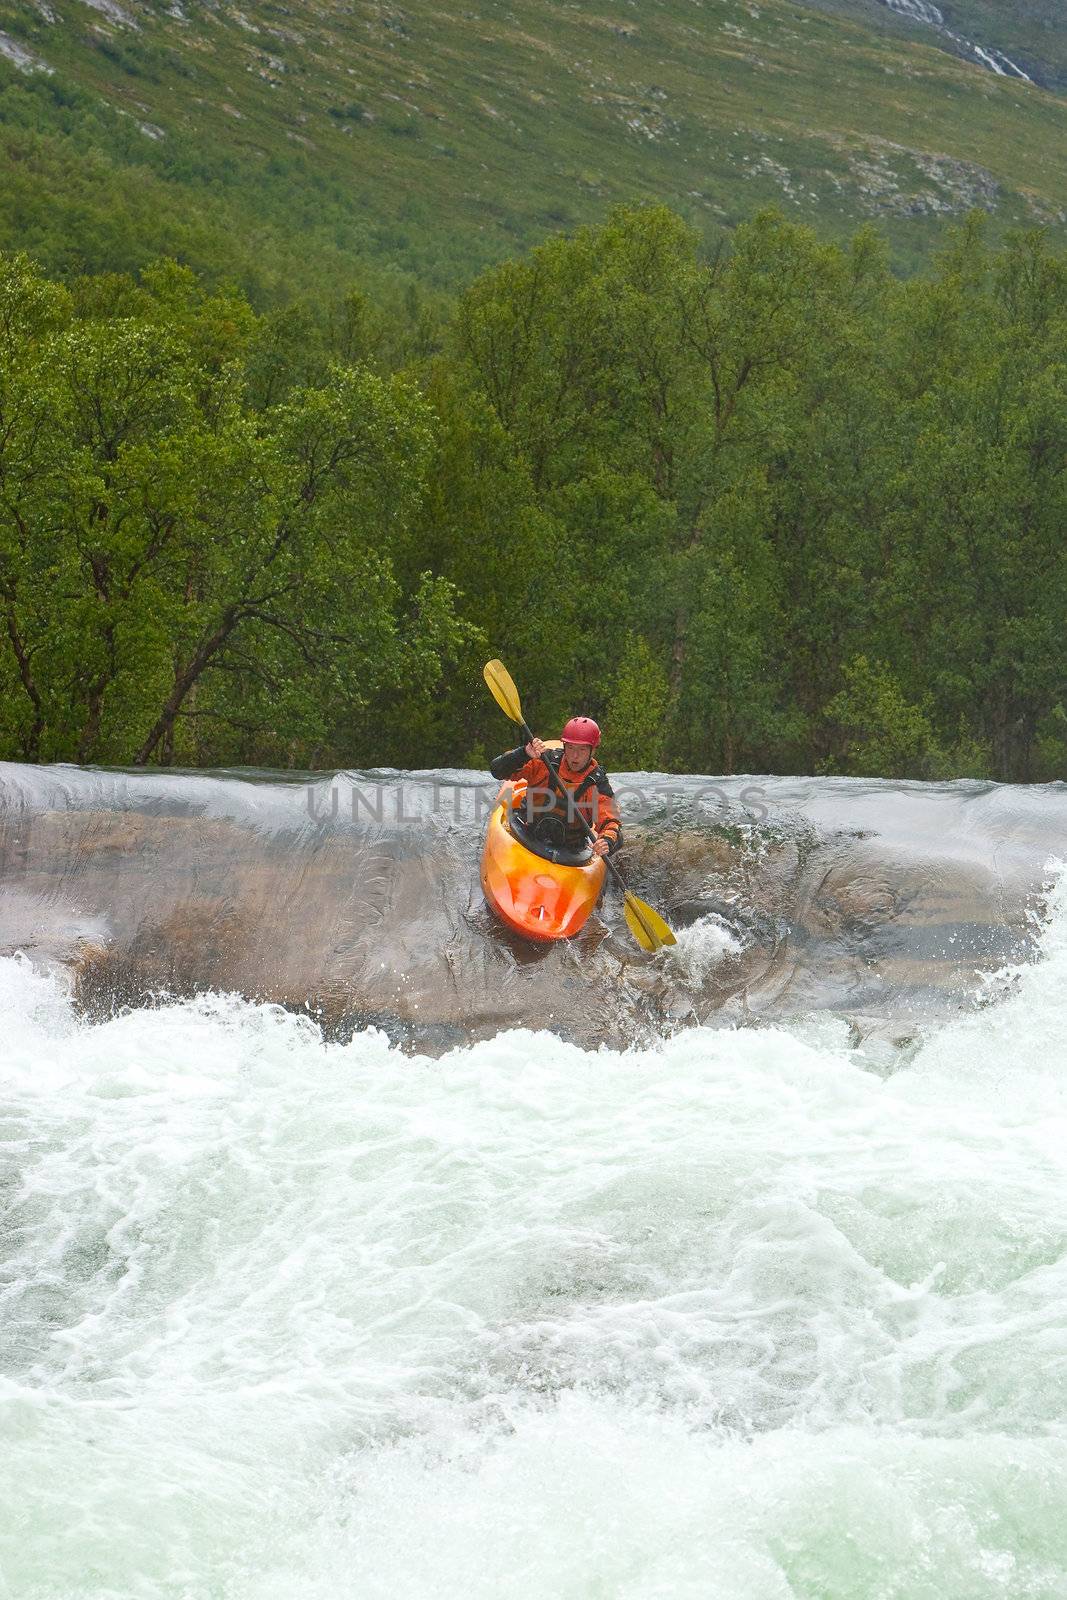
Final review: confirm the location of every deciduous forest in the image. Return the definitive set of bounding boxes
[3,206,1066,779]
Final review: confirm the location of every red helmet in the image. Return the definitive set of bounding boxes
[561,716,601,749]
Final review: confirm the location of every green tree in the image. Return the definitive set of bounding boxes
[0,250,472,768]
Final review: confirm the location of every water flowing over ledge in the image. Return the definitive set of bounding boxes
[5,768,1067,1598]
[2,762,1063,1050]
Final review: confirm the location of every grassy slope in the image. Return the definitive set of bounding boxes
[0,0,1066,294]
[800,0,1067,90]
[925,0,1066,87]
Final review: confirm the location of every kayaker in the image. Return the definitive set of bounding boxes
[490,717,622,857]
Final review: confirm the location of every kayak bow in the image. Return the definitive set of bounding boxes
[481,781,606,941]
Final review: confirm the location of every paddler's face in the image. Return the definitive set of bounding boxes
[562,741,592,772]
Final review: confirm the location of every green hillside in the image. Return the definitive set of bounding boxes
[1,0,1066,295]
[940,0,1065,87]
[801,0,1066,90]
[892,0,1066,88]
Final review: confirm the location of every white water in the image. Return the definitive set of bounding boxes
[879,0,1033,83]
[4,874,1067,1597]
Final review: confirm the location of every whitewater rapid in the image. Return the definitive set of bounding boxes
[4,762,1062,1048]
[4,868,1067,1597]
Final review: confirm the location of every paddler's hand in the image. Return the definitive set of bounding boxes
[592,836,611,857]
[525,736,547,758]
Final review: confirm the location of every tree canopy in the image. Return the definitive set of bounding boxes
[3,208,1067,780]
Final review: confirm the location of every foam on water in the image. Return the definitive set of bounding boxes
[3,875,1067,1598]
[666,912,743,988]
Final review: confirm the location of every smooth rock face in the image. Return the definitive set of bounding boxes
[1,762,1062,1051]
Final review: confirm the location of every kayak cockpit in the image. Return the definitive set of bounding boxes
[481,780,605,941]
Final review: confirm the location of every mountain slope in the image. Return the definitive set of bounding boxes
[1,0,1066,292]
[944,0,1067,86]
[817,0,1067,89]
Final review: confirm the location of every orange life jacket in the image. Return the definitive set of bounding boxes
[513,749,621,848]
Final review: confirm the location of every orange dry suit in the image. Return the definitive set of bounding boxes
[489,745,622,855]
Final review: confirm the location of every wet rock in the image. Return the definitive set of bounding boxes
[0,764,1058,1053]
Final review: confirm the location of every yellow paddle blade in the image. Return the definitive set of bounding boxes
[623,892,677,952]
[483,659,524,726]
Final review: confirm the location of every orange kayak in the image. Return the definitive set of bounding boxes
[481,780,606,942]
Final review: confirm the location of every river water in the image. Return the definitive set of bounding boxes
[3,766,1067,1596]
